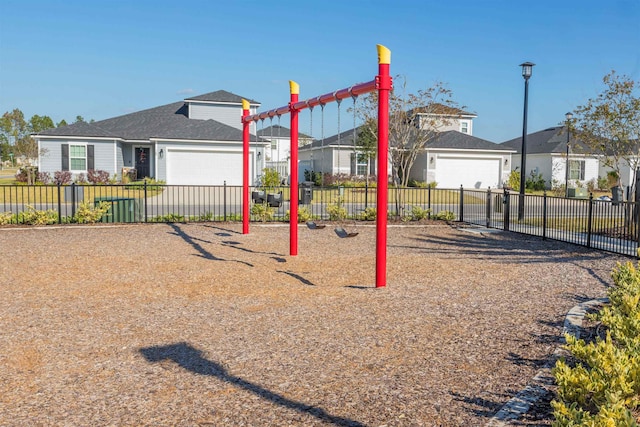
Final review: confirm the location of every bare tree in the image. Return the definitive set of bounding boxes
[355,76,460,215]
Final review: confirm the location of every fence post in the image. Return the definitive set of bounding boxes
[71,182,76,219]
[223,180,227,221]
[427,185,432,218]
[542,191,547,240]
[144,180,148,223]
[503,188,510,231]
[57,183,62,224]
[365,180,369,210]
[486,187,491,228]
[587,193,593,248]
[459,185,464,222]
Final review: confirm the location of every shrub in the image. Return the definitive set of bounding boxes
[0,211,14,225]
[258,168,281,191]
[358,207,377,221]
[327,197,348,221]
[74,173,87,184]
[285,206,312,223]
[408,179,430,188]
[54,171,73,185]
[87,169,111,184]
[586,178,597,193]
[597,176,609,190]
[74,201,111,224]
[150,213,185,223]
[552,261,640,426]
[410,205,431,221]
[15,166,38,183]
[37,172,52,185]
[250,202,274,222]
[17,205,58,225]
[435,210,455,221]
[525,170,546,191]
[507,170,521,190]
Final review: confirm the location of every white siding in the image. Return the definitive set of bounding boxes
[333,148,353,175]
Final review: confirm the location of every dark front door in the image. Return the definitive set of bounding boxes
[135,147,150,180]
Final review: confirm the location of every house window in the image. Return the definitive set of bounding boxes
[460,121,469,134]
[356,153,368,175]
[569,160,585,180]
[70,145,87,170]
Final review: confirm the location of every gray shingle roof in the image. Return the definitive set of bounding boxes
[185,90,259,105]
[500,126,588,154]
[36,97,263,142]
[426,130,511,150]
[257,125,311,139]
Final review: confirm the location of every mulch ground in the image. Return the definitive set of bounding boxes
[0,222,629,426]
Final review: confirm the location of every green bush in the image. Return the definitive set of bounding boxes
[284,206,312,223]
[17,205,58,225]
[0,211,14,225]
[525,170,546,191]
[435,210,455,221]
[74,201,111,224]
[327,197,348,221]
[358,207,377,221]
[410,205,431,221]
[251,202,274,222]
[552,262,640,426]
[507,170,521,190]
[150,213,185,223]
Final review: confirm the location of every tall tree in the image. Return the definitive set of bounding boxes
[574,71,640,195]
[0,109,56,163]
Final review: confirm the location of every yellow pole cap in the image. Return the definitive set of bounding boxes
[377,44,391,65]
[242,99,250,110]
[289,80,300,95]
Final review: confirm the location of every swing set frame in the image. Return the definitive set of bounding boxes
[241,44,392,288]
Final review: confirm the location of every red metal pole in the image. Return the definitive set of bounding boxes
[376,45,391,288]
[289,81,299,256]
[242,100,250,234]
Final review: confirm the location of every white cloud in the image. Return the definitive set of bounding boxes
[176,88,195,95]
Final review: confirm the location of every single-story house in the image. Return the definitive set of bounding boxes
[298,127,515,189]
[34,90,268,185]
[411,131,514,189]
[500,125,599,190]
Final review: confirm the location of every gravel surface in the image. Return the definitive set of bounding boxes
[0,222,628,426]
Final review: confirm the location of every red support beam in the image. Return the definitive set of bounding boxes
[375,45,392,288]
[241,100,250,234]
[289,81,299,256]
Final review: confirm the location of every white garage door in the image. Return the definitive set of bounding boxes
[435,157,501,189]
[167,150,244,185]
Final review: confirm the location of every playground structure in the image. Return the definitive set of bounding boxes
[241,44,391,288]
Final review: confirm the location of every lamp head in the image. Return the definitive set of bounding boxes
[519,62,535,80]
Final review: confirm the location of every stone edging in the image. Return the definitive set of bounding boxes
[485,297,608,426]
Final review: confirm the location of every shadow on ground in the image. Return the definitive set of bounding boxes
[139,342,365,427]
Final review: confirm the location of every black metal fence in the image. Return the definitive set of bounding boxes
[1,183,637,257]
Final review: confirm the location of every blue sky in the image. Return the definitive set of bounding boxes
[1,0,639,143]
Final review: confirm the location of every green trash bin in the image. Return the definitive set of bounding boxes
[94,197,141,223]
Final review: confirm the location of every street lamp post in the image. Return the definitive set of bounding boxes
[518,62,535,221]
[564,112,574,198]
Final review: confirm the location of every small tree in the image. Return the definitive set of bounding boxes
[574,71,640,197]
